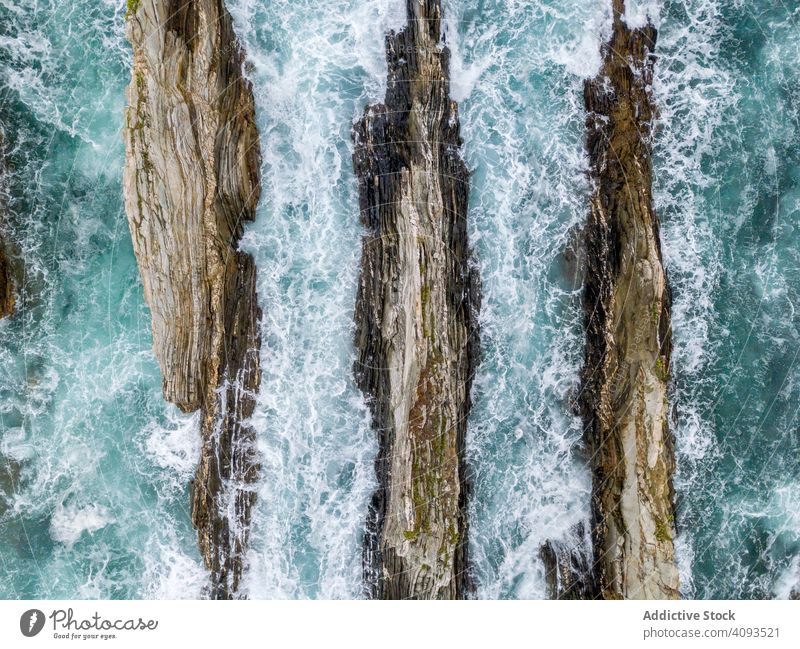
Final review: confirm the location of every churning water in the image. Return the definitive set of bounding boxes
[0,0,797,599]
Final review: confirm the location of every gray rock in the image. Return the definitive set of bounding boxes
[540,523,596,600]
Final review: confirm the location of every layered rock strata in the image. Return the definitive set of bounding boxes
[0,247,12,318]
[353,0,479,600]
[580,0,680,599]
[123,0,262,599]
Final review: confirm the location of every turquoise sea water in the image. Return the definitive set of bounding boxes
[449,0,603,599]
[0,0,206,598]
[0,0,798,599]
[653,0,800,599]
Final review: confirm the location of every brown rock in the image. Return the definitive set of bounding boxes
[0,244,14,319]
[353,0,480,600]
[123,0,262,599]
[581,0,680,600]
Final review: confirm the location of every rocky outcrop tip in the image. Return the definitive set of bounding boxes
[540,523,596,599]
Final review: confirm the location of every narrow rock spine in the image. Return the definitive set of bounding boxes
[581,0,680,600]
[0,126,15,319]
[123,0,262,599]
[353,0,479,600]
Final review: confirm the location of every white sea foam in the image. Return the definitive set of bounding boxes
[654,0,800,597]
[622,0,660,30]
[141,409,201,490]
[442,13,494,103]
[447,0,605,598]
[674,533,696,597]
[774,555,800,600]
[142,539,209,599]
[228,0,399,599]
[650,0,735,596]
[50,502,114,546]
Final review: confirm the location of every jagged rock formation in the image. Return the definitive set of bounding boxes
[540,523,595,599]
[0,247,13,318]
[580,0,680,599]
[0,126,15,319]
[123,0,262,599]
[353,0,479,600]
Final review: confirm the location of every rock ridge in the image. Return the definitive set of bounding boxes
[352,0,480,600]
[580,0,680,600]
[123,0,262,599]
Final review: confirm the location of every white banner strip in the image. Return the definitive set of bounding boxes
[1,600,797,648]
